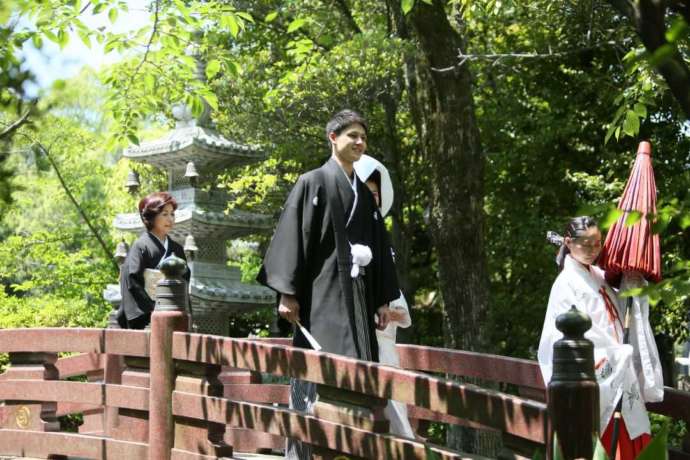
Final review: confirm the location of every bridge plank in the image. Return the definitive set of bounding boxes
[0,381,103,405]
[0,429,147,458]
[172,391,477,460]
[397,345,546,390]
[647,387,690,423]
[55,352,103,378]
[171,333,547,443]
[0,328,105,353]
[105,329,151,357]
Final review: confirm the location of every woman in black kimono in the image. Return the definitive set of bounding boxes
[117,191,188,329]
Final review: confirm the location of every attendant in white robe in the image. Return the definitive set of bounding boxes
[538,216,663,460]
[355,154,415,438]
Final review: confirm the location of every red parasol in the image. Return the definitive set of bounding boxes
[598,141,661,283]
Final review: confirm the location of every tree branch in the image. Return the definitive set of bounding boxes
[127,0,161,88]
[29,140,118,275]
[0,105,35,141]
[330,0,362,34]
[608,0,690,118]
[432,41,621,73]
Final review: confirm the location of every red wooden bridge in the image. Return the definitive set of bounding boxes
[0,266,688,459]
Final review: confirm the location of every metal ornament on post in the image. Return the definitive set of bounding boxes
[548,305,599,460]
[114,239,129,266]
[124,171,140,195]
[184,161,199,186]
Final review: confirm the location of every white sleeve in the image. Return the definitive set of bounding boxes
[621,274,664,403]
[537,282,571,385]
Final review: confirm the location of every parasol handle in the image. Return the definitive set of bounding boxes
[623,296,632,344]
[611,295,634,456]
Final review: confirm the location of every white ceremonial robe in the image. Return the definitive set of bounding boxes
[376,291,415,438]
[537,255,663,440]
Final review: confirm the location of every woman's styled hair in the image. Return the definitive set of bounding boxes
[556,216,598,271]
[139,192,178,231]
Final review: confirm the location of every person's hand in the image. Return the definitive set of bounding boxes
[624,271,646,286]
[278,294,300,323]
[388,308,407,323]
[377,305,391,330]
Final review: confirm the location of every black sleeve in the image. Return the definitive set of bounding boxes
[257,175,318,297]
[124,243,155,313]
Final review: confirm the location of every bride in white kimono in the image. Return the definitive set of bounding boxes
[355,154,415,438]
[538,216,663,460]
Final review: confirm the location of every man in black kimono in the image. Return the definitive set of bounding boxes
[257,110,400,459]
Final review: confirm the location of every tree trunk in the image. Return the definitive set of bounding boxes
[405,0,489,354]
[396,0,496,454]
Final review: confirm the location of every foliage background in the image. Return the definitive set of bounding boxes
[2,2,690,451]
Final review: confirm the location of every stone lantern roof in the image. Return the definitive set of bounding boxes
[123,125,265,171]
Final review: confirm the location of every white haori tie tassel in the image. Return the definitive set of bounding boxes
[350,244,372,278]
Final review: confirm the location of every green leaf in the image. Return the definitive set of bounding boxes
[52,79,66,91]
[265,11,278,22]
[552,432,564,460]
[680,213,690,229]
[220,14,240,37]
[592,435,609,460]
[127,133,140,146]
[287,17,307,33]
[43,30,59,45]
[236,12,254,23]
[144,73,155,91]
[402,0,415,14]
[602,208,624,229]
[205,59,221,80]
[424,444,442,460]
[637,422,669,460]
[604,123,617,145]
[648,44,675,67]
[531,448,546,460]
[57,29,69,49]
[623,110,640,137]
[203,92,218,111]
[651,213,671,234]
[633,103,647,118]
[625,210,642,226]
[78,30,91,48]
[225,59,240,76]
[665,17,689,43]
[31,34,43,49]
[108,8,118,24]
[93,3,105,14]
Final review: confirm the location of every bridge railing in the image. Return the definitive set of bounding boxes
[0,326,546,459]
[0,257,688,460]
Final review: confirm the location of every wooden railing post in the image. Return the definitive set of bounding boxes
[148,256,189,460]
[548,306,599,460]
[103,299,124,438]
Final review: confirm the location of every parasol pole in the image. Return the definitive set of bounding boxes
[609,295,633,459]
